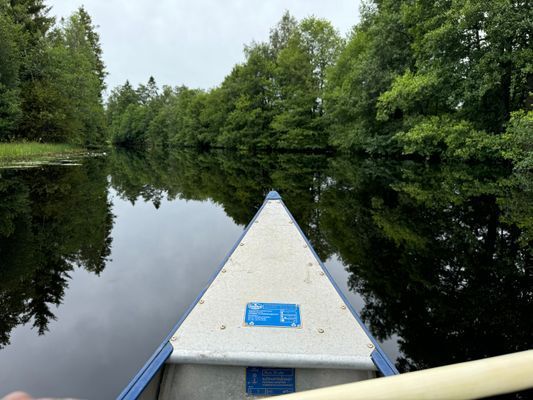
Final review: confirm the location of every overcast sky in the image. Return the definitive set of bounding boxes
[47,0,360,93]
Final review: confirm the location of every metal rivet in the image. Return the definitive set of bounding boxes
[199,299,205,304]
[367,343,374,348]
[319,271,325,276]
[317,328,324,334]
[289,221,293,224]
[307,262,313,267]
[220,325,226,330]
[171,336,177,341]
[255,220,259,223]
[303,244,308,248]
[341,305,346,310]
[240,243,245,246]
[222,269,226,273]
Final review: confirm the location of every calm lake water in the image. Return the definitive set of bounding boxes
[0,149,531,399]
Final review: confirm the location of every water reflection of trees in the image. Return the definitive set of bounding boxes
[2,147,530,387]
[0,158,113,348]
[109,148,532,380]
[321,160,532,374]
[109,149,332,257]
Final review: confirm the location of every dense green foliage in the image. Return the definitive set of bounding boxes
[108,13,343,150]
[108,4,531,168]
[1,1,530,163]
[0,1,106,146]
[501,110,533,170]
[328,0,532,163]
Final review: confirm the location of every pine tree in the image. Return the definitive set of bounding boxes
[0,11,23,139]
[77,6,106,92]
[269,10,297,56]
[7,0,53,42]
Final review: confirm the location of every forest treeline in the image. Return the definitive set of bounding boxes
[107,14,343,151]
[0,0,106,146]
[1,1,531,167]
[107,1,532,168]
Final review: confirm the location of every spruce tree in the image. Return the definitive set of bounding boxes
[7,0,53,42]
[77,6,106,92]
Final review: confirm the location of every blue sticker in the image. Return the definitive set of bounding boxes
[244,302,301,328]
[246,367,296,395]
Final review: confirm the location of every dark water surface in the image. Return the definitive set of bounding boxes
[0,149,531,399]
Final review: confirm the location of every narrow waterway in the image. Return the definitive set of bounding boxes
[0,149,531,399]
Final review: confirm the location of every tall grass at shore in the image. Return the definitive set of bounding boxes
[0,142,83,161]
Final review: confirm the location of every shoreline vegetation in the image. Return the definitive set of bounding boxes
[0,1,531,170]
[105,5,531,170]
[0,0,106,150]
[0,142,84,163]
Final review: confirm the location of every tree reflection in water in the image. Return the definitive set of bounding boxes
[0,149,531,397]
[109,148,532,377]
[0,157,113,348]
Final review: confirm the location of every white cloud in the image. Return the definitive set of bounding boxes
[47,0,360,92]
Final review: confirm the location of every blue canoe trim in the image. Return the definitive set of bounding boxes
[371,350,398,376]
[278,197,399,377]
[117,192,274,399]
[117,342,173,400]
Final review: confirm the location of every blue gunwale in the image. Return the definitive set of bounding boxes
[117,190,397,399]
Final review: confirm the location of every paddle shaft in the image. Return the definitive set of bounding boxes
[276,350,533,400]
